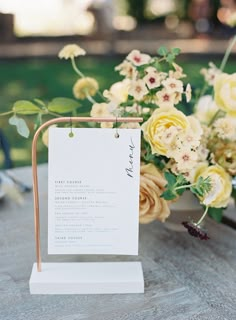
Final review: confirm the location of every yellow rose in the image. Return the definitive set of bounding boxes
[142,106,189,155]
[194,165,232,208]
[73,77,99,100]
[139,163,170,223]
[214,73,236,117]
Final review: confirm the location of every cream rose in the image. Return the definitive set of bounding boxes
[141,106,189,155]
[214,73,236,117]
[194,165,232,208]
[139,164,170,223]
[103,79,130,104]
[194,95,219,124]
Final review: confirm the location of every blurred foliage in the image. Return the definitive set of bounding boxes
[0,56,235,168]
[125,0,222,25]
[127,0,148,23]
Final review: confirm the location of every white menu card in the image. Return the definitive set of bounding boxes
[48,127,141,255]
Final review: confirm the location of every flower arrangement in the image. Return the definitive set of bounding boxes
[1,37,236,240]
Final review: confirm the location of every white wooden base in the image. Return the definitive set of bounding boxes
[29,262,144,294]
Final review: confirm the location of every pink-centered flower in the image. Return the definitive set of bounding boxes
[162,78,184,94]
[127,50,151,66]
[156,89,176,107]
[143,72,161,89]
[129,79,148,100]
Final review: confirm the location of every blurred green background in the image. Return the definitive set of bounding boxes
[0,55,235,168]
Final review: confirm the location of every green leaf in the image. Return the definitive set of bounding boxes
[34,98,46,108]
[171,48,181,56]
[161,189,177,200]
[208,207,223,223]
[157,46,168,56]
[191,176,211,197]
[34,113,42,130]
[13,100,41,115]
[152,60,160,70]
[176,187,186,196]
[152,156,165,170]
[176,174,187,186]
[9,115,30,138]
[166,53,175,64]
[164,171,176,186]
[48,98,80,114]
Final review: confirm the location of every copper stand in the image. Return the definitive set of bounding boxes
[32,117,143,272]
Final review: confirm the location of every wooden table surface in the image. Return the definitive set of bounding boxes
[0,164,236,320]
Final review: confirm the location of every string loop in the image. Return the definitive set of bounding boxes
[114,117,119,138]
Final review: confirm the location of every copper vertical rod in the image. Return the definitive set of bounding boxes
[32,117,143,272]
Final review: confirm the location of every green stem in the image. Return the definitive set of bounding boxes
[175,183,196,191]
[86,93,97,104]
[0,111,13,117]
[208,109,225,126]
[220,35,236,72]
[196,206,209,226]
[48,111,61,118]
[97,90,106,101]
[71,57,106,102]
[193,82,209,111]
[71,57,85,78]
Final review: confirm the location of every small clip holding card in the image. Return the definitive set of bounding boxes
[69,117,74,138]
[114,117,119,139]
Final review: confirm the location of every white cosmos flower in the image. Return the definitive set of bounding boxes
[145,66,158,74]
[174,149,198,172]
[115,60,136,78]
[129,79,148,100]
[156,89,176,108]
[126,50,151,66]
[200,62,221,86]
[170,62,186,79]
[143,72,161,89]
[185,83,192,102]
[162,77,184,93]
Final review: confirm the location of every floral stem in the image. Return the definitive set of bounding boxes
[220,35,236,72]
[48,111,61,118]
[97,90,106,101]
[208,109,225,126]
[193,82,209,111]
[0,111,13,117]
[71,57,85,78]
[196,206,209,226]
[175,183,196,191]
[71,57,105,102]
[85,92,97,104]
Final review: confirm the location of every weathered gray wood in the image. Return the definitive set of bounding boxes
[0,164,236,320]
[224,198,236,222]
